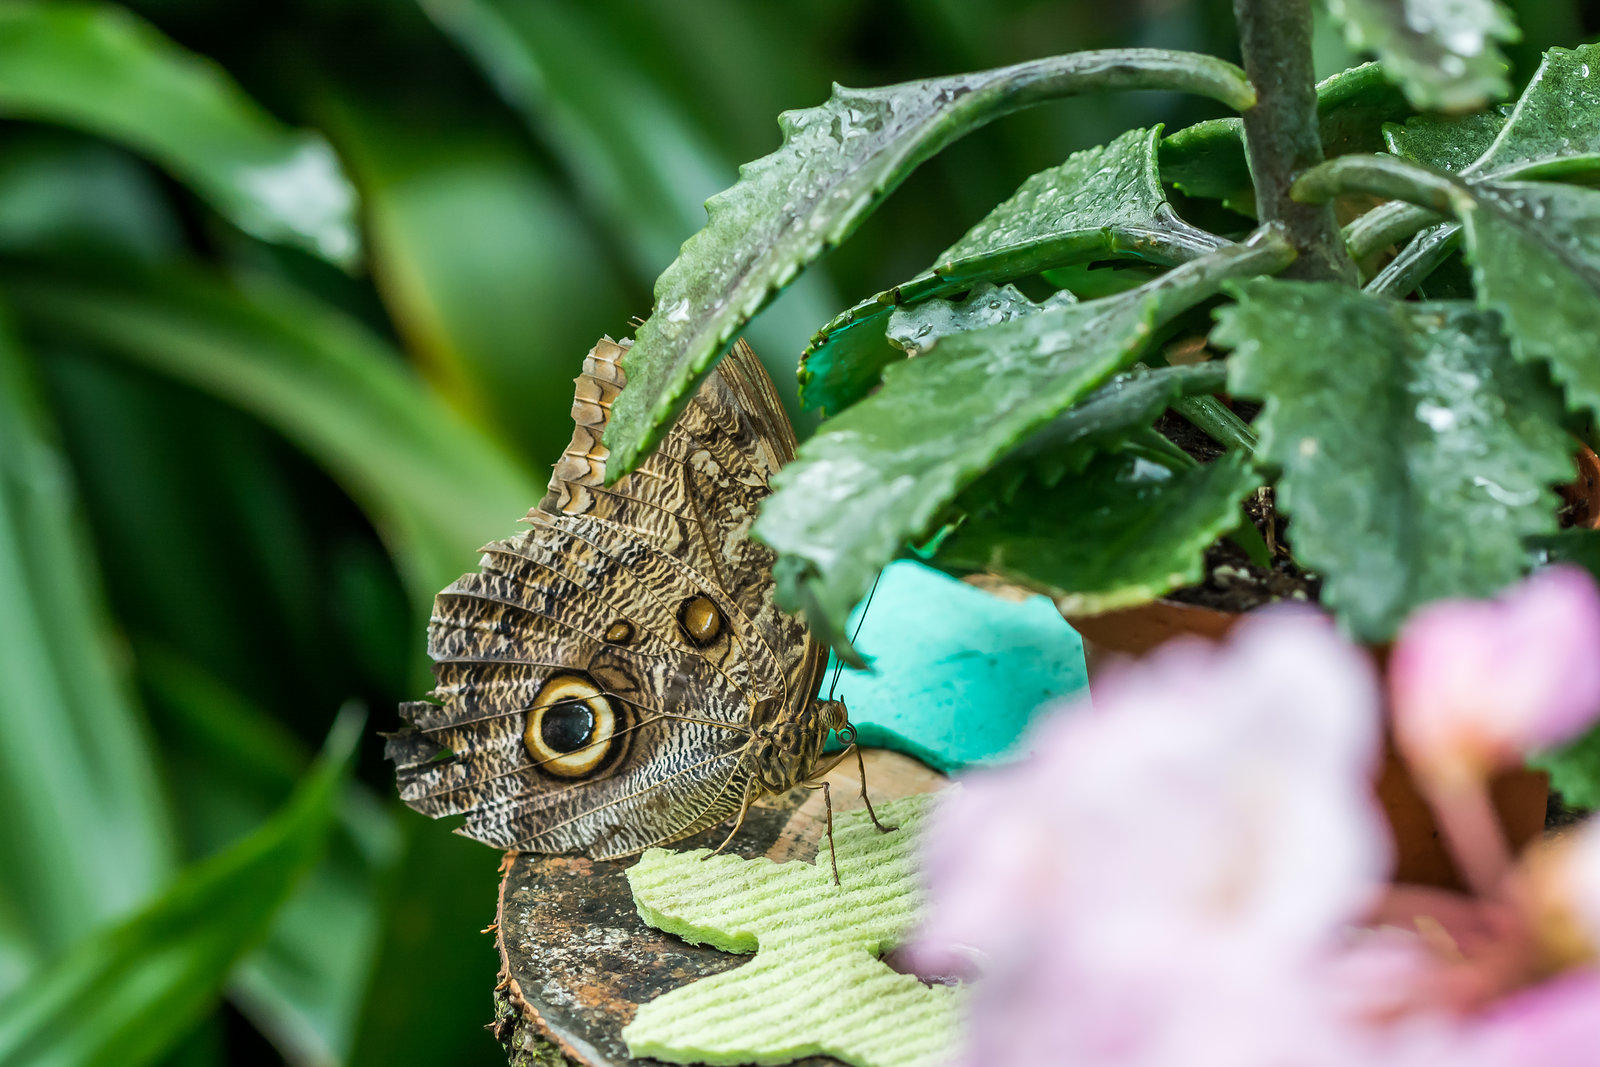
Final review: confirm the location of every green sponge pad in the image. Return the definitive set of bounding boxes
[826,560,1086,773]
[622,794,958,1067]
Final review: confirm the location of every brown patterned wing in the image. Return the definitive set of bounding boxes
[387,338,826,859]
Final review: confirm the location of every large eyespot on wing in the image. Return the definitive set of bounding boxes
[523,673,628,779]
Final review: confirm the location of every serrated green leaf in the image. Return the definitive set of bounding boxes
[1359,46,1600,288]
[0,2,358,265]
[0,712,357,1067]
[1160,62,1412,208]
[935,451,1256,615]
[0,264,541,605]
[755,232,1293,653]
[0,305,175,979]
[886,282,1076,358]
[1389,45,1600,180]
[1466,44,1600,175]
[1454,181,1600,421]
[801,126,1220,414]
[604,50,1257,474]
[1217,281,1570,640]
[1326,0,1519,112]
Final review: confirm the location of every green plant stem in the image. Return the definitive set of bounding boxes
[1172,393,1257,453]
[1126,426,1199,470]
[1294,154,1460,214]
[1345,200,1441,263]
[1145,225,1298,322]
[1231,0,1358,283]
[1365,225,1461,297]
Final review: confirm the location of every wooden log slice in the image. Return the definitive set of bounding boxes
[494,748,945,1066]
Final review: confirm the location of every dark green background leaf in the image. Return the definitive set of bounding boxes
[0,2,359,264]
[0,711,358,1067]
[0,307,175,976]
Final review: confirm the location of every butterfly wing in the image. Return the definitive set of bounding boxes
[387,338,825,859]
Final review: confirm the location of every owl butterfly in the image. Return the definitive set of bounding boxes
[386,337,888,881]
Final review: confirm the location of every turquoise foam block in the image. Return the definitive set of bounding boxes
[823,560,1087,773]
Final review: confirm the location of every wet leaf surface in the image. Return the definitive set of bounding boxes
[1217,281,1572,640]
[936,451,1256,615]
[756,233,1292,652]
[603,51,1256,473]
[802,127,1218,414]
[1325,0,1518,112]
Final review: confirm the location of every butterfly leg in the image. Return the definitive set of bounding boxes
[707,786,756,858]
[819,780,840,886]
[796,779,842,885]
[852,741,897,834]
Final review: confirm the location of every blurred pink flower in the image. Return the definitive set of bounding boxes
[913,575,1600,1067]
[913,609,1396,1067]
[1446,970,1600,1067]
[1390,566,1600,789]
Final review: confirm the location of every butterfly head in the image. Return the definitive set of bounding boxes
[744,699,849,794]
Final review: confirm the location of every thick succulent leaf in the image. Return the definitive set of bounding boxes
[1011,363,1229,470]
[1160,63,1412,208]
[603,50,1257,475]
[935,451,1256,615]
[1454,181,1600,420]
[755,232,1293,653]
[0,2,358,265]
[1216,281,1571,641]
[0,308,175,979]
[1325,0,1519,112]
[801,126,1220,414]
[0,264,541,604]
[886,282,1076,357]
[0,713,357,1067]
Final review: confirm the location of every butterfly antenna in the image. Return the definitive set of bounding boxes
[826,569,883,701]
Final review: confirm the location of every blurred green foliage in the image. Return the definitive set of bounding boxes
[0,0,1588,1064]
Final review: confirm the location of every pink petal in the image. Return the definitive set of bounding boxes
[1391,567,1600,783]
